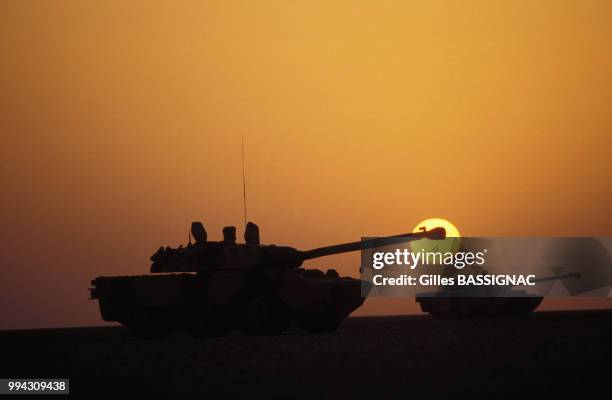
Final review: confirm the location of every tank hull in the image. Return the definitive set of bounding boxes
[415,293,543,318]
[90,269,367,337]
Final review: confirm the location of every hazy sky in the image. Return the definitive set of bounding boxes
[1,1,611,329]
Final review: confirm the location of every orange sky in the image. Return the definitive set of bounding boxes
[1,1,611,329]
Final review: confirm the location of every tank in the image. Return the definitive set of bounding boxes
[415,272,580,318]
[90,222,445,337]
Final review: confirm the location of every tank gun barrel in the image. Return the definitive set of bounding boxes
[532,271,581,284]
[300,227,446,261]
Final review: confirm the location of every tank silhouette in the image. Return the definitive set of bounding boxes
[90,222,446,337]
[415,272,580,318]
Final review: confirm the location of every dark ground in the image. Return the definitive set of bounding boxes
[1,310,611,399]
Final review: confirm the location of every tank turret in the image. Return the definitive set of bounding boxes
[150,223,446,273]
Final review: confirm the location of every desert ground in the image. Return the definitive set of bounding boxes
[1,310,611,399]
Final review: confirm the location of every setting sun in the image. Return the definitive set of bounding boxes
[413,218,461,238]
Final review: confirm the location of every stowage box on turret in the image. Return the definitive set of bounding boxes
[90,222,444,337]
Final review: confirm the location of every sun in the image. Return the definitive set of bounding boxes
[411,217,461,254]
[412,217,460,238]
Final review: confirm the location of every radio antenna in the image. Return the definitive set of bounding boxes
[241,136,247,229]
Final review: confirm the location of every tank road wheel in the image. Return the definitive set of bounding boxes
[188,307,229,338]
[242,296,285,336]
[300,315,344,334]
[123,308,174,339]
